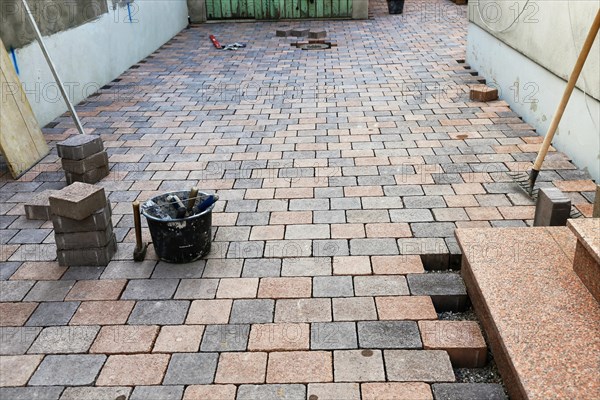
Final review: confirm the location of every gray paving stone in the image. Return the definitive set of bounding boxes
[127,300,189,325]
[431,383,508,400]
[61,266,105,280]
[203,259,244,278]
[390,209,434,223]
[403,196,447,208]
[121,279,179,300]
[59,387,131,400]
[163,353,219,385]
[384,350,455,382]
[101,260,156,279]
[200,324,250,352]
[281,257,331,276]
[333,349,385,382]
[56,134,104,160]
[152,260,205,278]
[49,182,107,221]
[230,299,275,324]
[242,258,281,277]
[237,384,306,400]
[347,210,390,223]
[407,273,468,311]
[313,276,354,297]
[228,241,265,259]
[130,385,184,400]
[289,199,329,210]
[357,321,422,349]
[26,302,80,326]
[411,222,457,238]
[0,262,21,280]
[313,210,346,224]
[0,386,64,400]
[0,327,42,355]
[331,197,362,210]
[384,185,424,196]
[8,229,52,244]
[24,280,75,302]
[28,325,100,354]
[353,276,409,296]
[0,281,33,301]
[314,240,349,257]
[311,322,358,350]
[174,278,219,299]
[350,238,398,255]
[29,354,106,386]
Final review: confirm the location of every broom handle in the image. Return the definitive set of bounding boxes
[532,9,600,172]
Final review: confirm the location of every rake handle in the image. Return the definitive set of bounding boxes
[532,9,600,172]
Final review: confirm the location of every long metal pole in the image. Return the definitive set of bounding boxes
[21,0,85,134]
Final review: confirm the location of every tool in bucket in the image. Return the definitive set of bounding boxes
[132,201,149,262]
[209,34,246,51]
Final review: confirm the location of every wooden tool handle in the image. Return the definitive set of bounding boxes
[132,201,143,247]
[533,10,600,171]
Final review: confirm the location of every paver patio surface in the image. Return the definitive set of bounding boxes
[0,0,595,398]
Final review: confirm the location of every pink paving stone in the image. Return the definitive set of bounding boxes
[184,385,237,400]
[9,262,67,280]
[332,297,377,321]
[186,299,232,324]
[371,255,424,274]
[69,300,135,325]
[419,320,487,368]
[257,277,312,298]
[0,302,38,326]
[266,351,333,383]
[64,279,127,301]
[153,325,205,353]
[248,323,310,351]
[0,355,44,386]
[465,207,503,221]
[498,206,535,220]
[96,354,170,386]
[250,225,285,240]
[553,180,597,192]
[333,256,371,275]
[214,352,268,384]
[365,223,412,238]
[361,382,433,400]
[331,224,366,239]
[90,325,159,354]
[376,296,438,320]
[274,299,331,323]
[307,383,360,400]
[216,278,259,298]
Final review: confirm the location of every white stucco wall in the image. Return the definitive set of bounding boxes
[13,0,189,126]
[467,1,600,180]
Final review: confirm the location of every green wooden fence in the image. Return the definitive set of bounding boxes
[206,0,353,20]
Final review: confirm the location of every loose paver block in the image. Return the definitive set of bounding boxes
[308,30,327,39]
[200,324,250,352]
[153,325,205,353]
[55,227,114,250]
[96,354,170,386]
[230,299,275,324]
[215,352,267,384]
[49,182,106,220]
[533,187,572,226]
[163,352,219,385]
[237,384,305,400]
[276,29,292,37]
[127,300,189,325]
[248,323,310,351]
[56,134,104,160]
[333,350,386,382]
[59,387,131,400]
[0,354,43,386]
[357,321,422,349]
[311,322,358,350]
[0,327,42,355]
[29,354,106,386]
[307,383,360,400]
[184,385,236,400]
[52,204,111,233]
[419,320,487,368]
[267,351,333,383]
[384,350,455,382]
[131,386,184,400]
[56,236,117,267]
[376,296,438,320]
[186,299,232,324]
[90,325,159,354]
[470,85,498,102]
[28,325,99,354]
[24,190,60,220]
[65,163,110,185]
[407,273,468,311]
[362,382,433,400]
[431,383,507,400]
[61,150,109,174]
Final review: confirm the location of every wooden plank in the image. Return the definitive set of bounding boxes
[316,0,324,18]
[246,0,255,18]
[0,41,49,179]
[299,0,308,18]
[332,0,339,18]
[338,0,348,18]
[221,0,233,19]
[348,0,353,17]
[323,0,332,18]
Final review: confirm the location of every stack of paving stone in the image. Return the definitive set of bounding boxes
[57,134,109,184]
[49,182,116,267]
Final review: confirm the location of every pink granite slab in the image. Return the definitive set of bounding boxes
[568,218,600,264]
[456,227,600,400]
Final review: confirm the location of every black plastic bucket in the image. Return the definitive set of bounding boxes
[141,190,215,263]
[388,0,405,14]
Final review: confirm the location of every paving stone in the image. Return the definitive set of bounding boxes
[0,354,43,386]
[28,325,99,354]
[175,278,219,299]
[127,300,189,325]
[8,229,52,245]
[56,237,117,267]
[384,350,455,382]
[29,354,106,386]
[230,299,275,324]
[65,164,110,184]
[65,279,126,301]
[57,134,104,160]
[90,325,159,354]
[26,301,79,326]
[350,238,399,255]
[237,384,305,400]
[0,302,38,326]
[0,327,41,355]
[333,349,385,382]
[275,298,331,323]
[258,277,311,298]
[313,276,354,297]
[52,204,112,233]
[215,352,267,384]
[49,182,107,220]
[186,299,232,324]
[0,386,63,400]
[470,85,498,102]
[70,300,134,325]
[0,281,34,301]
[10,261,67,280]
[0,262,21,280]
[407,273,468,311]
[376,296,438,320]
[267,351,332,383]
[431,383,508,400]
[55,227,114,250]
[183,385,236,400]
[152,260,205,278]
[97,354,170,386]
[404,196,447,208]
[61,150,109,174]
[217,277,259,298]
[248,323,310,351]
[332,297,377,321]
[332,256,371,275]
[24,190,60,220]
[354,275,409,296]
[390,209,435,223]
[281,257,331,276]
[121,278,179,300]
[371,255,424,274]
[243,258,281,277]
[153,325,205,353]
[131,386,185,400]
[163,352,219,385]
[200,324,250,352]
[59,387,131,400]
[101,260,156,279]
[419,320,487,368]
[357,321,422,349]
[311,322,358,350]
[362,382,433,400]
[411,222,457,238]
[307,383,360,400]
[23,280,74,302]
[308,30,327,39]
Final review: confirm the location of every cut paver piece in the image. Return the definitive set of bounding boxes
[333,349,385,382]
[384,350,455,382]
[469,85,499,102]
[431,383,508,400]
[357,321,422,349]
[309,30,327,39]
[61,150,109,174]
[56,134,104,160]
[407,273,469,311]
[163,352,219,385]
[419,320,487,368]
[29,354,106,386]
[49,182,106,220]
[24,190,60,220]
[290,28,309,37]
